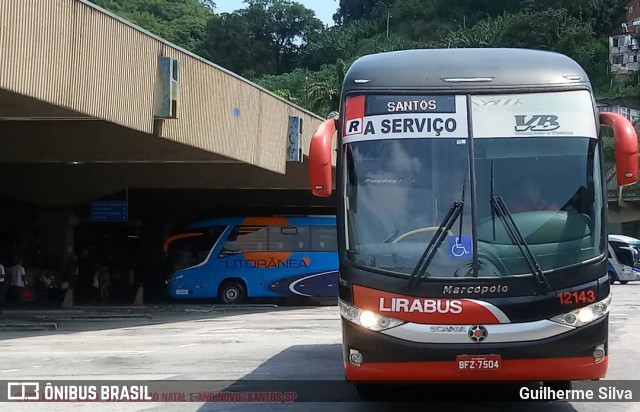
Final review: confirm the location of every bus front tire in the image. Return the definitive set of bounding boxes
[608,271,616,285]
[218,281,247,304]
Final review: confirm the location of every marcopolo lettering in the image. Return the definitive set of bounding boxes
[442,285,509,295]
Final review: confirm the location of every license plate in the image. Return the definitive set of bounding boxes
[456,354,502,371]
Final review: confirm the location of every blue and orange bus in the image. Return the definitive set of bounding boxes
[164,216,338,304]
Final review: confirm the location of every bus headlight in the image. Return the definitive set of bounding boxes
[339,300,404,331]
[550,295,611,327]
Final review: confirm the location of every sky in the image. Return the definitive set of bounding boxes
[214,0,338,27]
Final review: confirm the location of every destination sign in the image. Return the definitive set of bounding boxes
[365,95,457,115]
[343,95,468,142]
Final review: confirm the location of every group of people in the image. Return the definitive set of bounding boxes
[0,248,139,310]
[80,253,138,304]
[0,251,74,308]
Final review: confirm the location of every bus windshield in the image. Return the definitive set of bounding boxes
[343,92,605,279]
[345,138,473,277]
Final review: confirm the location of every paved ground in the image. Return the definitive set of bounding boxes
[0,285,639,411]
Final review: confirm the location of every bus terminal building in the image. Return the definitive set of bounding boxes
[0,0,334,303]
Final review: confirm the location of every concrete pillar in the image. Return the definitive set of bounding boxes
[133,286,143,306]
[61,288,74,308]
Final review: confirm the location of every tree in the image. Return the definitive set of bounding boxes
[440,9,611,90]
[198,13,274,78]
[239,0,324,74]
[519,0,627,36]
[306,59,353,115]
[303,20,380,69]
[200,0,216,12]
[255,60,352,115]
[369,0,443,42]
[89,0,215,52]
[257,68,311,108]
[333,0,387,26]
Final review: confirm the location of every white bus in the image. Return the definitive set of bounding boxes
[608,234,640,284]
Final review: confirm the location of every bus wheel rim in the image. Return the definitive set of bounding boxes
[225,288,238,301]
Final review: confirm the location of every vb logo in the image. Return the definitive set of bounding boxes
[514,115,560,132]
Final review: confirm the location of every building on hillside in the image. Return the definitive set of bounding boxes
[597,98,640,124]
[609,1,640,80]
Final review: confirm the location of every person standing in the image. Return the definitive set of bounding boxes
[97,263,111,303]
[8,257,27,303]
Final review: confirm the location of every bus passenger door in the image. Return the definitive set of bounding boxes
[165,226,226,298]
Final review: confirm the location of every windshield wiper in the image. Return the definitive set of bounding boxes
[405,169,468,291]
[405,201,463,292]
[490,196,553,294]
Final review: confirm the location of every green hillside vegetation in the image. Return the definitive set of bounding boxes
[90,0,632,117]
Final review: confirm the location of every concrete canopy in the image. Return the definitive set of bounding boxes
[0,0,335,207]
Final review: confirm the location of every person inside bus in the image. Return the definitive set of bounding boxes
[511,177,559,212]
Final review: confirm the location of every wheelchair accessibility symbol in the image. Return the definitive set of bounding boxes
[449,236,472,258]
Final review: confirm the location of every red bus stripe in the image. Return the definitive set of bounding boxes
[353,284,504,324]
[344,95,365,129]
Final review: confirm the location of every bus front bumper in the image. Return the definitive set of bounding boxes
[342,316,608,382]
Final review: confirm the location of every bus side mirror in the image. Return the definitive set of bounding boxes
[600,112,639,187]
[309,118,337,197]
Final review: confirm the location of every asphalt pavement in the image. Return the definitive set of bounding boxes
[0,285,638,411]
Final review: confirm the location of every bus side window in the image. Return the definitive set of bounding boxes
[610,241,634,267]
[311,227,338,252]
[269,226,311,251]
[172,238,198,271]
[219,226,268,257]
[195,227,225,262]
[168,226,225,269]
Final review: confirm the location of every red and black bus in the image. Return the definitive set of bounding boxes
[308,48,638,394]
